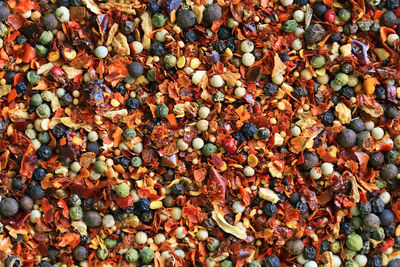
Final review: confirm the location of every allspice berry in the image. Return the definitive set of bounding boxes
[42,13,59,31]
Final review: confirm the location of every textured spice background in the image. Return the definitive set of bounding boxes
[0,0,400,266]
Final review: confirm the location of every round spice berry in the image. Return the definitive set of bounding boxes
[156,103,169,118]
[0,198,19,217]
[84,211,102,228]
[176,9,196,29]
[128,62,144,78]
[381,164,398,180]
[302,151,319,171]
[93,161,108,174]
[203,3,222,25]
[380,209,394,226]
[125,248,139,263]
[338,129,357,148]
[114,183,130,198]
[263,256,280,267]
[42,13,59,30]
[286,239,304,255]
[73,246,88,262]
[304,24,326,44]
[346,233,363,251]
[363,213,381,232]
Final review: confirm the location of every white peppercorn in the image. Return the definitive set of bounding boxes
[321,162,334,176]
[196,229,209,241]
[243,166,255,177]
[234,87,246,97]
[371,127,384,140]
[94,46,108,59]
[192,138,204,149]
[71,162,82,173]
[242,53,255,67]
[177,139,189,151]
[199,107,210,118]
[210,75,224,87]
[135,231,148,245]
[240,39,254,53]
[197,120,209,131]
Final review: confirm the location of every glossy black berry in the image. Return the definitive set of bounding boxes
[350,119,365,133]
[16,82,27,94]
[380,209,394,226]
[328,32,342,43]
[302,151,319,171]
[86,142,100,155]
[264,82,278,96]
[184,30,197,42]
[296,202,308,213]
[33,168,46,181]
[151,41,165,56]
[171,183,185,196]
[241,123,257,137]
[279,52,290,62]
[58,0,70,6]
[16,34,27,45]
[140,210,154,224]
[375,85,386,100]
[115,157,130,170]
[369,152,385,169]
[52,124,68,139]
[359,201,372,216]
[262,201,278,217]
[37,145,53,161]
[340,220,355,235]
[321,112,334,125]
[126,97,140,110]
[232,131,247,145]
[133,198,150,215]
[213,40,227,54]
[303,246,316,260]
[293,86,308,98]
[218,27,231,40]
[289,192,300,205]
[73,246,88,262]
[12,178,25,190]
[263,256,280,267]
[340,86,354,99]
[338,129,357,148]
[314,3,328,19]
[27,183,46,200]
[60,93,73,106]
[114,82,127,95]
[147,0,161,14]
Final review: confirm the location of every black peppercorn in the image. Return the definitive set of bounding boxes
[203,3,222,25]
[305,24,326,43]
[176,9,196,29]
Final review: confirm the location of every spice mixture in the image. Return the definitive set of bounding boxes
[1,0,400,266]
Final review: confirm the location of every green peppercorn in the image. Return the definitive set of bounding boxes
[310,56,326,69]
[343,248,357,260]
[131,156,142,167]
[248,260,262,267]
[346,233,363,251]
[146,69,155,81]
[202,143,218,157]
[35,45,49,57]
[334,72,349,86]
[227,18,239,29]
[338,9,351,22]
[39,31,54,45]
[214,91,225,102]
[357,20,372,31]
[140,247,154,264]
[104,238,118,249]
[0,22,7,38]
[69,206,83,220]
[27,71,41,85]
[125,248,139,263]
[330,240,341,254]
[152,13,167,28]
[41,91,55,102]
[163,54,177,69]
[371,227,385,241]
[345,261,359,267]
[282,20,298,32]
[114,183,130,198]
[375,179,387,189]
[93,161,108,174]
[38,132,50,144]
[123,128,136,141]
[156,104,169,118]
[36,104,51,118]
[352,217,362,229]
[30,94,43,107]
[220,260,233,267]
[96,248,108,260]
[206,237,220,252]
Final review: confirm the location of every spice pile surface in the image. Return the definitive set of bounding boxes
[1,0,400,266]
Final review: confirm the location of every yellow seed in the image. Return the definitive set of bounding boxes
[72,136,83,146]
[150,200,163,209]
[177,56,186,69]
[48,51,60,62]
[225,48,233,60]
[190,58,201,69]
[110,99,120,107]
[248,154,258,168]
